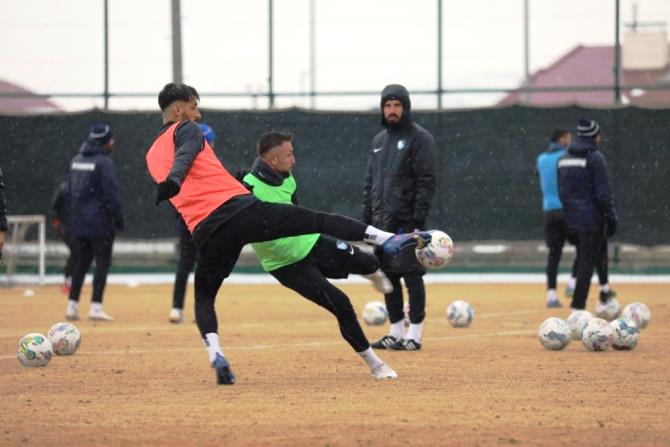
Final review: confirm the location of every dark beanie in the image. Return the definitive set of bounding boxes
[576,118,600,138]
[89,124,113,145]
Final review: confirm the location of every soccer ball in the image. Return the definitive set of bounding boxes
[415,230,455,269]
[581,318,614,351]
[16,333,53,367]
[446,300,474,328]
[47,322,81,355]
[594,298,621,321]
[537,317,571,350]
[362,300,388,326]
[610,318,639,351]
[566,310,594,340]
[622,302,651,330]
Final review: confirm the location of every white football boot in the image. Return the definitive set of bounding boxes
[89,308,114,321]
[371,362,398,380]
[169,308,185,324]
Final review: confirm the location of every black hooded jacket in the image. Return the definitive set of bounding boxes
[363,85,438,233]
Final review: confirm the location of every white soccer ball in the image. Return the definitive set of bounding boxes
[566,310,594,340]
[47,322,81,355]
[446,300,474,328]
[594,298,621,321]
[610,318,640,351]
[622,302,651,330]
[538,317,571,350]
[581,318,614,351]
[16,333,53,367]
[415,230,455,269]
[362,300,388,326]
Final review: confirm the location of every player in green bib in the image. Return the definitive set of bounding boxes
[242,131,397,380]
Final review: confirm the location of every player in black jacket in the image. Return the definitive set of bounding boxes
[363,84,438,351]
[557,118,618,310]
[0,165,7,262]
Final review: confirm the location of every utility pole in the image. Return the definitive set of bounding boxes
[268,0,275,108]
[309,0,316,109]
[614,0,621,105]
[103,0,110,109]
[523,0,530,103]
[437,0,443,109]
[171,0,183,84]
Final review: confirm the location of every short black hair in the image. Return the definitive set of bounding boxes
[257,131,294,156]
[158,83,200,111]
[550,128,570,143]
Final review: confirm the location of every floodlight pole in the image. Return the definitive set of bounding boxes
[614,0,622,105]
[309,0,316,109]
[268,0,275,108]
[171,0,183,84]
[103,0,109,110]
[437,0,443,109]
[523,0,530,103]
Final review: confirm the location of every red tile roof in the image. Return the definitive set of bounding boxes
[0,79,62,114]
[499,45,670,107]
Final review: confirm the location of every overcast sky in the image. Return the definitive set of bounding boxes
[2,0,670,111]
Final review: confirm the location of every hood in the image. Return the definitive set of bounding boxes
[568,136,598,155]
[380,84,412,129]
[79,140,107,156]
[250,157,289,187]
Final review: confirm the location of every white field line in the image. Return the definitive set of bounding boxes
[0,308,544,361]
[3,272,670,285]
[0,329,536,361]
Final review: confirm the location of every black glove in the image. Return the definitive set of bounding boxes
[155,179,181,205]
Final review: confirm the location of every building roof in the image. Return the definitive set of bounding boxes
[0,79,62,114]
[499,45,670,107]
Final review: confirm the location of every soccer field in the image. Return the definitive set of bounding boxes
[1,282,668,446]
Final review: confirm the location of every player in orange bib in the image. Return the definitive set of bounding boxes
[146,83,431,385]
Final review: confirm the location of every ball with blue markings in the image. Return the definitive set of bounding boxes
[538,317,571,350]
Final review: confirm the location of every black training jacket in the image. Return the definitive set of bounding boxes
[363,121,437,233]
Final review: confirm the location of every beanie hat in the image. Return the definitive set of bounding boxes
[576,118,600,138]
[199,123,216,146]
[88,124,113,145]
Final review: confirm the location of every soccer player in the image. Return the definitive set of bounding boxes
[0,164,7,262]
[363,84,438,351]
[242,130,394,379]
[557,118,618,311]
[168,123,215,324]
[145,83,428,385]
[538,129,616,308]
[66,124,124,321]
[51,178,76,295]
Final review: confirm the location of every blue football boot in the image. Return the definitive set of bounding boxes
[381,231,432,257]
[212,353,236,385]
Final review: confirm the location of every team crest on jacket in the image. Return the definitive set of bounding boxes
[397,139,406,150]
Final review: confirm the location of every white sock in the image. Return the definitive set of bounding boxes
[204,332,224,363]
[67,300,78,311]
[90,302,102,313]
[389,320,405,339]
[358,347,384,370]
[547,289,558,302]
[363,226,394,246]
[406,322,424,343]
[600,283,610,293]
[568,277,576,289]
